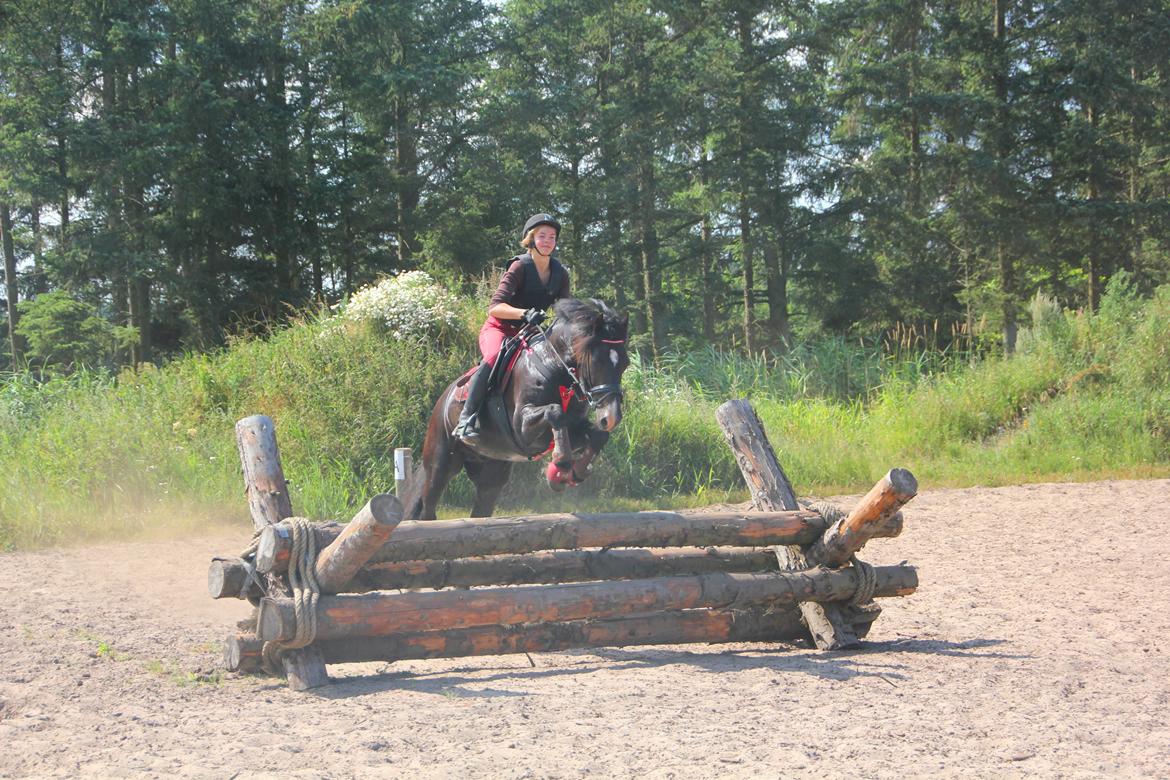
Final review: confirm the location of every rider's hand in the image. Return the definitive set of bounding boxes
[521,308,547,326]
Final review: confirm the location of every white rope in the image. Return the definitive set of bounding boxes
[262,519,321,672]
[848,554,877,606]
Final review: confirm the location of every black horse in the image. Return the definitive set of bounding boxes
[407,298,630,520]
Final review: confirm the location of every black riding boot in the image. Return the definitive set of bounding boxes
[452,361,491,441]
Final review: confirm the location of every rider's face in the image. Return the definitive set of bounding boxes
[532,226,557,257]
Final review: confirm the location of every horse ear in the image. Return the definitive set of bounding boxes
[591,310,606,333]
[616,312,630,336]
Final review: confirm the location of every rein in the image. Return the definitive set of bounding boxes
[523,321,624,410]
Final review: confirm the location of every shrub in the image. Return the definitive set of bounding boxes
[325,271,462,341]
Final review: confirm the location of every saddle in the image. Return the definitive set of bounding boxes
[452,331,577,462]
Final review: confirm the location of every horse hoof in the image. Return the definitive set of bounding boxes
[546,462,575,490]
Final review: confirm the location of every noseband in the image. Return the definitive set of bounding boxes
[527,323,625,410]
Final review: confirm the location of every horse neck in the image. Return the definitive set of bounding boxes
[546,321,589,375]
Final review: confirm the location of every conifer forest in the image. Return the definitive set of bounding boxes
[2,0,1169,367]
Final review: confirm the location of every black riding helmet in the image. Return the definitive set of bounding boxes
[522,213,561,239]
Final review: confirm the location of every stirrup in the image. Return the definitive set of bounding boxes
[452,417,480,441]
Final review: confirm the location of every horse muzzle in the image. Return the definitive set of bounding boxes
[595,396,622,432]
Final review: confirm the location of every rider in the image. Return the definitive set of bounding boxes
[452,213,571,442]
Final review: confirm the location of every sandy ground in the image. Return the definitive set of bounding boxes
[1,479,1168,779]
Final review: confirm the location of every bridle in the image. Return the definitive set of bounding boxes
[522,321,625,410]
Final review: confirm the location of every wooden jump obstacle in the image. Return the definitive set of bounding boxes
[212,400,919,690]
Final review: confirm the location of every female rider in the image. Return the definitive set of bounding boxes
[452,213,571,442]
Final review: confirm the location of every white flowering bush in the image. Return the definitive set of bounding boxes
[325,271,462,340]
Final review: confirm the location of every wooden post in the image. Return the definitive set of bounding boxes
[309,607,809,665]
[716,398,861,650]
[314,493,403,593]
[253,508,830,575]
[808,469,918,568]
[256,565,918,642]
[394,448,412,498]
[235,416,293,533]
[234,414,329,689]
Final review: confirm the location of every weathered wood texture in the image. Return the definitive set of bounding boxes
[224,633,264,673]
[808,468,918,567]
[214,547,786,599]
[351,547,781,591]
[233,414,328,689]
[254,509,831,574]
[208,558,252,600]
[310,607,809,665]
[282,646,329,692]
[235,415,293,531]
[715,398,859,649]
[257,564,918,642]
[313,494,403,594]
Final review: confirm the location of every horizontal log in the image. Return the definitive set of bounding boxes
[254,509,834,574]
[224,633,264,673]
[213,546,779,599]
[209,558,252,600]
[809,469,918,568]
[351,547,782,591]
[257,564,918,642]
[310,607,808,665]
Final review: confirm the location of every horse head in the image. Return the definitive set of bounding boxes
[549,298,630,433]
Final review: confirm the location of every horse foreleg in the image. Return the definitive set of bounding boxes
[520,403,575,491]
[520,403,573,468]
[569,426,610,484]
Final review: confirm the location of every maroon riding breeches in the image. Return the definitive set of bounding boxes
[479,316,520,364]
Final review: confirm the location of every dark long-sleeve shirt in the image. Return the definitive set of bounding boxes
[489,254,571,320]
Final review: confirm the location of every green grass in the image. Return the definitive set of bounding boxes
[1,278,1168,550]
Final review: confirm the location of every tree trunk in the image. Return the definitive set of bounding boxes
[637,157,663,360]
[763,235,788,348]
[267,11,296,296]
[1086,103,1104,311]
[393,29,420,271]
[55,38,69,250]
[700,144,716,342]
[737,8,756,353]
[993,0,1017,351]
[1,202,20,364]
[739,199,754,352]
[30,202,46,294]
[313,494,403,594]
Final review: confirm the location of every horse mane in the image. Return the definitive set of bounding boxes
[551,298,629,375]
